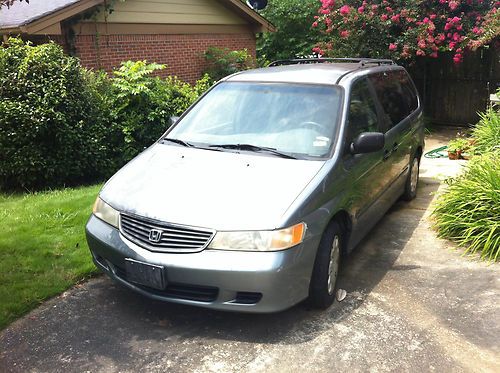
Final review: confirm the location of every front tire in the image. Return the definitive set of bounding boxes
[402,155,420,201]
[308,221,343,309]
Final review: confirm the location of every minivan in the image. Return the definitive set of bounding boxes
[86,58,424,312]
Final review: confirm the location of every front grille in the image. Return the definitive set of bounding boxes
[120,213,214,253]
[113,263,218,302]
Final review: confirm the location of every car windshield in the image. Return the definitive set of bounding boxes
[165,82,343,158]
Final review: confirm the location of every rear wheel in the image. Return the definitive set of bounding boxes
[308,221,343,309]
[402,155,420,201]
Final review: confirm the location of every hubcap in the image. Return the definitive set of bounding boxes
[327,235,340,295]
[410,158,419,193]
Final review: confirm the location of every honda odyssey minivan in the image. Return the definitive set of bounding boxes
[86,58,424,312]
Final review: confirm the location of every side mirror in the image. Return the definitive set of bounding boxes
[350,132,385,154]
[169,116,180,126]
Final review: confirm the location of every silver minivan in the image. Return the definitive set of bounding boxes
[86,58,424,312]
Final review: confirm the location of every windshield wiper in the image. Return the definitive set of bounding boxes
[161,138,194,147]
[208,143,297,159]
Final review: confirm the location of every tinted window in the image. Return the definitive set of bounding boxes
[346,78,379,144]
[370,70,418,127]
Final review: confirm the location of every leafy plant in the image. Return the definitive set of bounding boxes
[109,60,172,161]
[257,0,327,62]
[447,137,470,153]
[109,61,211,163]
[0,38,111,190]
[433,152,500,261]
[203,47,254,82]
[470,107,500,155]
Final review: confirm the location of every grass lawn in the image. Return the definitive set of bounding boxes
[0,184,102,330]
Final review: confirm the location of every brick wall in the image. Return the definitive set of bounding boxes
[73,33,256,84]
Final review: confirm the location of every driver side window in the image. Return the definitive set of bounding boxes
[346,78,379,146]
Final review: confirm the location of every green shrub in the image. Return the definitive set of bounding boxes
[470,108,500,155]
[447,137,470,153]
[433,153,500,261]
[109,60,172,162]
[0,38,110,190]
[109,61,211,163]
[165,73,212,116]
[257,0,327,62]
[203,47,254,82]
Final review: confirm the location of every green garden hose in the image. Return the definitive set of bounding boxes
[424,145,448,158]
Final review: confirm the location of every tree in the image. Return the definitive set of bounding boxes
[257,0,328,62]
[313,0,500,63]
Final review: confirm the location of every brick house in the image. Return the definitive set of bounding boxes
[0,0,274,83]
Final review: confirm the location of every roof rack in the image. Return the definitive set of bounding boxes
[268,58,395,67]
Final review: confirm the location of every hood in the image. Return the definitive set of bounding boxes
[100,144,325,231]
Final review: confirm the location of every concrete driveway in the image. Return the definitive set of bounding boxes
[1,131,499,373]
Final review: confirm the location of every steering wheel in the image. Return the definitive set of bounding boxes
[297,121,328,133]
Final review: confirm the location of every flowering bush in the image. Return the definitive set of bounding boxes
[313,0,500,63]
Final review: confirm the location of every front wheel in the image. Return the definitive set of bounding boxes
[402,155,420,201]
[308,222,343,309]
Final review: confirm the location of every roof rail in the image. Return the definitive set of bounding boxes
[268,58,395,67]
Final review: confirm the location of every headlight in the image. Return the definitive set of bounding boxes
[208,222,306,252]
[93,196,119,228]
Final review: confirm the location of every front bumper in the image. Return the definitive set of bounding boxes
[85,215,319,313]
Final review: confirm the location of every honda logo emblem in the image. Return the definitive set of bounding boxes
[148,229,162,243]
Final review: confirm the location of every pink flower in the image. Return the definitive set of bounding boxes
[386,6,393,13]
[312,46,324,55]
[472,26,483,34]
[449,0,459,11]
[391,14,400,23]
[430,52,438,58]
[449,41,457,49]
[452,32,460,41]
[312,21,318,28]
[423,17,430,24]
[389,43,397,51]
[381,14,389,21]
[340,30,350,38]
[358,6,365,13]
[418,39,426,49]
[339,5,351,15]
[320,0,335,7]
[453,53,463,64]
[416,49,426,56]
[430,14,437,20]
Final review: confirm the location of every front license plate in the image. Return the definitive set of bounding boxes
[124,258,166,290]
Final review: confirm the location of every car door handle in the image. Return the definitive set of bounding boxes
[383,149,391,161]
[392,142,399,152]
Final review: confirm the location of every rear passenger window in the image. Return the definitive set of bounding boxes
[370,71,418,128]
[346,78,379,144]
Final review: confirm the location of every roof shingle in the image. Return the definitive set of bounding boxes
[0,0,80,29]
